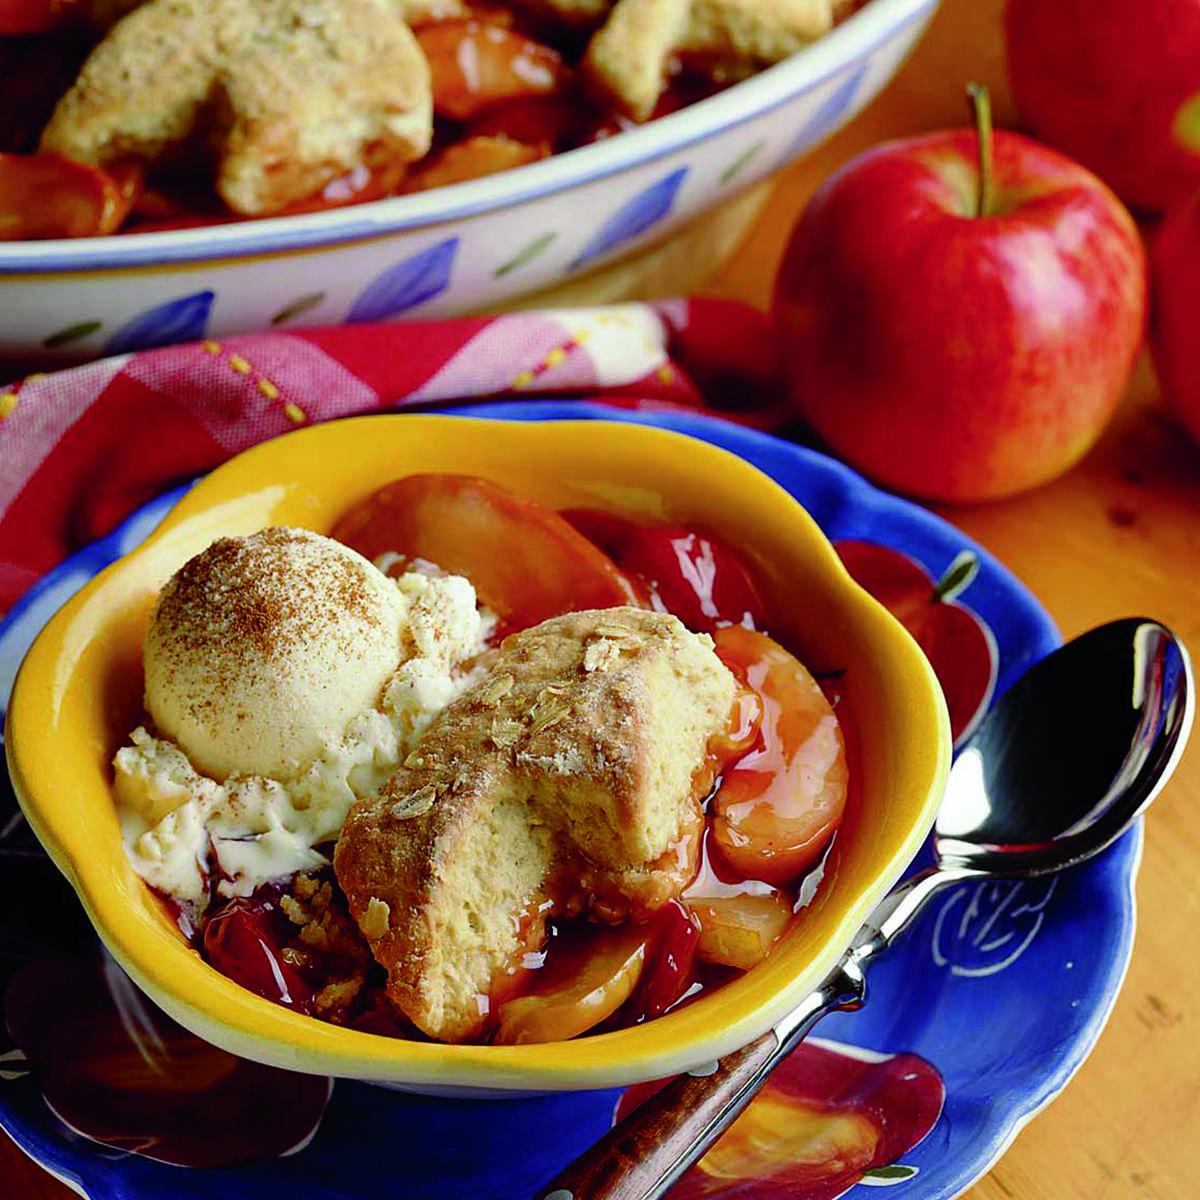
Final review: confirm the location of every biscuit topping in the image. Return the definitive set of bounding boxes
[41,0,433,215]
[582,0,838,119]
[333,606,740,1041]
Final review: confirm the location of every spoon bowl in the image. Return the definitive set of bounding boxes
[936,618,1194,875]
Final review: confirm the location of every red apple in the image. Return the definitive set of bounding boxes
[1006,0,1200,214]
[1150,188,1200,446]
[773,92,1146,503]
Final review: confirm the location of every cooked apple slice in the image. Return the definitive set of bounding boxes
[332,473,644,631]
[563,508,770,633]
[494,925,649,1045]
[688,892,792,972]
[0,152,135,239]
[417,20,568,121]
[402,136,545,193]
[626,899,701,1022]
[710,626,848,886]
[470,95,577,152]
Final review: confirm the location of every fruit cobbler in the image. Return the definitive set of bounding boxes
[114,475,848,1044]
[2,0,864,238]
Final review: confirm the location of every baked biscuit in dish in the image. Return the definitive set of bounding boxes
[334,606,737,1041]
[680,0,835,65]
[583,0,693,121]
[580,0,836,116]
[40,0,432,215]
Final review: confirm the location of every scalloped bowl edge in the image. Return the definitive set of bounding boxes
[5,414,950,1094]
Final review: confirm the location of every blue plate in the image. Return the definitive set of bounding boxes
[0,402,1139,1200]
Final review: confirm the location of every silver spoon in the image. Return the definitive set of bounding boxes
[537,617,1193,1200]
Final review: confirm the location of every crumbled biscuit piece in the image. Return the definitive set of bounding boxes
[41,0,432,215]
[583,0,691,120]
[314,977,364,1014]
[275,871,379,1023]
[679,0,833,63]
[283,877,342,952]
[581,0,835,118]
[293,873,322,902]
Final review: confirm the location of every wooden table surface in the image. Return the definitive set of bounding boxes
[6,0,1199,1195]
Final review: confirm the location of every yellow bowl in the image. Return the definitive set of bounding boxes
[5,414,949,1096]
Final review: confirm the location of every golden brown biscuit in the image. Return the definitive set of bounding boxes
[679,0,832,63]
[41,0,432,216]
[582,0,692,120]
[580,0,835,118]
[333,606,736,1041]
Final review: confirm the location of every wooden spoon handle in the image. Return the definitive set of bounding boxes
[535,959,870,1200]
[534,1030,781,1200]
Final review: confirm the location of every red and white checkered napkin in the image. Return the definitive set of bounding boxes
[0,299,790,614]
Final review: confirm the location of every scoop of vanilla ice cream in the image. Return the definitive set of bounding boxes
[118,532,491,909]
[144,527,406,781]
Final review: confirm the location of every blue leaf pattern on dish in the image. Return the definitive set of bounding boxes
[104,290,215,354]
[347,237,459,323]
[774,63,869,171]
[570,167,688,269]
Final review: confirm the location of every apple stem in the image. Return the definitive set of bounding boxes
[933,551,979,603]
[966,82,994,218]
